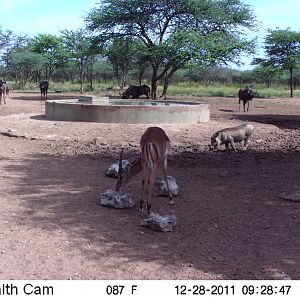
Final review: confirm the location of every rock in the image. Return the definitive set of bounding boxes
[281,192,300,203]
[152,176,178,196]
[105,160,130,178]
[140,212,177,232]
[100,189,135,208]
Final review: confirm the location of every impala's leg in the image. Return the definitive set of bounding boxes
[146,172,156,214]
[139,178,145,212]
[162,158,174,205]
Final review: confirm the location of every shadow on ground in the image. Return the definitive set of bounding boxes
[4,148,300,280]
[232,114,300,130]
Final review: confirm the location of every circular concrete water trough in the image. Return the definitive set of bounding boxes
[45,97,210,124]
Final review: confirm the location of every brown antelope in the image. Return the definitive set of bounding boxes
[115,126,173,214]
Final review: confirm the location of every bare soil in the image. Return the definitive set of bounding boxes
[0,92,299,280]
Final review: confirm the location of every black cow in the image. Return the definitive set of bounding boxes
[0,79,8,105]
[238,88,254,112]
[122,85,150,99]
[39,80,49,100]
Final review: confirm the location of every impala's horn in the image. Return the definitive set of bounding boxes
[115,148,124,191]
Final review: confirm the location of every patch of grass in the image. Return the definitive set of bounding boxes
[9,80,300,98]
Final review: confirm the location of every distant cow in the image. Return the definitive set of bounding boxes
[39,80,49,100]
[0,79,8,105]
[238,88,254,112]
[122,85,150,99]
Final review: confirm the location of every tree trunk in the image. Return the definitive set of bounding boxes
[138,69,145,86]
[160,67,179,100]
[151,68,158,99]
[289,68,293,98]
[89,74,93,91]
[160,76,170,100]
[80,59,84,94]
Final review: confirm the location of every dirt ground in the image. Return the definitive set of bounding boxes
[0,91,299,280]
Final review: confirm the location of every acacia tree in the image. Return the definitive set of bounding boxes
[253,28,300,97]
[0,29,29,78]
[86,0,257,99]
[61,29,97,93]
[11,51,46,87]
[29,34,67,80]
[105,37,136,89]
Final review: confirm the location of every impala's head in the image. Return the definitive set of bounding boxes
[115,149,124,192]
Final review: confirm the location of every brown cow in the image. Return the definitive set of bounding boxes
[39,80,49,100]
[122,85,150,99]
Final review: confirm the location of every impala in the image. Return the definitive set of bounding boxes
[115,126,174,214]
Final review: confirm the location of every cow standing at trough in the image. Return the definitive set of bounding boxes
[210,123,255,152]
[122,85,150,99]
[238,87,254,112]
[39,80,49,100]
[0,79,8,105]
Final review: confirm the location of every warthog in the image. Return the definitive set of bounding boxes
[122,85,150,99]
[210,123,255,152]
[238,88,254,112]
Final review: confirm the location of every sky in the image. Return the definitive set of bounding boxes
[0,0,299,69]
[0,0,97,35]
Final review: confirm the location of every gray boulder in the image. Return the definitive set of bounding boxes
[153,176,178,197]
[100,189,135,208]
[105,160,130,178]
[140,212,177,232]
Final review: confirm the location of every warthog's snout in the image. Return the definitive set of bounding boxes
[208,144,214,151]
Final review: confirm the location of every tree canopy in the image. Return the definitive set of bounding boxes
[86,0,257,98]
[61,29,97,93]
[253,28,300,97]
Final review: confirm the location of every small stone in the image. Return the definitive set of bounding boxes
[105,160,130,178]
[140,212,177,232]
[281,192,300,202]
[152,176,178,197]
[100,189,135,208]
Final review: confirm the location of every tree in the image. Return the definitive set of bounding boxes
[61,29,97,93]
[11,51,46,87]
[0,28,29,78]
[251,65,281,87]
[253,28,300,97]
[105,37,136,89]
[86,0,257,99]
[29,34,67,80]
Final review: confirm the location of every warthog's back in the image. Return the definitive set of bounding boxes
[218,124,254,142]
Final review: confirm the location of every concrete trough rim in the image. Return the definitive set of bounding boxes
[46,98,204,106]
[45,98,210,124]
